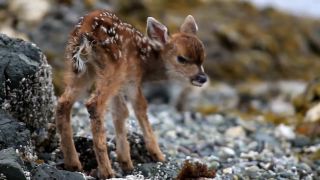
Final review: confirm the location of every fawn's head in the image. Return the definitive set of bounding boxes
[147,15,207,87]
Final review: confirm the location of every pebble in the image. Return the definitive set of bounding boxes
[274,124,296,140]
[223,167,233,174]
[220,147,236,157]
[225,126,246,138]
[245,166,261,178]
[68,104,319,179]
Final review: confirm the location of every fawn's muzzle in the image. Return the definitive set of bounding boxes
[191,73,207,87]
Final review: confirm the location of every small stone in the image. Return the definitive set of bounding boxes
[223,167,233,174]
[296,163,312,175]
[259,162,272,170]
[305,103,320,122]
[225,126,246,138]
[240,151,258,160]
[245,166,261,178]
[269,99,295,116]
[278,171,298,179]
[291,135,312,148]
[274,124,296,140]
[165,130,177,139]
[209,161,220,170]
[109,151,117,160]
[220,147,236,157]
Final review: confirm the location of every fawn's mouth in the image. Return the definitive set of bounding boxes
[191,80,203,87]
[190,74,207,87]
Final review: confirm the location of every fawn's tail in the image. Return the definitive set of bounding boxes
[66,33,92,74]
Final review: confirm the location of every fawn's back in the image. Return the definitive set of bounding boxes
[66,10,153,80]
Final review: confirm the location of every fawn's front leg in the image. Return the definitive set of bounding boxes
[111,95,134,171]
[130,87,165,162]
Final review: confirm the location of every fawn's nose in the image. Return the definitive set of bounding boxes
[196,74,207,84]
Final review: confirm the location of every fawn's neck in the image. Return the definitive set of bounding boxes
[140,43,168,82]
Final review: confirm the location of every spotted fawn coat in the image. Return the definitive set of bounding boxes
[56,9,207,179]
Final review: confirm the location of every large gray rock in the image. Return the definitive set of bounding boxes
[0,33,56,130]
[0,148,26,180]
[31,164,85,180]
[0,109,31,150]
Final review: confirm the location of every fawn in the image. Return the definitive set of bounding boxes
[56,9,207,179]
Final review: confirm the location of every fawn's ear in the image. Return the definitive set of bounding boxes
[180,15,198,35]
[147,17,169,44]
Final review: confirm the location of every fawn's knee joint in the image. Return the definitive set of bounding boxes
[86,100,99,119]
[119,109,129,120]
[56,100,72,131]
[56,100,72,115]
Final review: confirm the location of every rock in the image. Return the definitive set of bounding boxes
[240,151,259,160]
[134,162,179,179]
[244,166,261,179]
[278,171,298,179]
[225,126,246,138]
[293,77,320,115]
[31,164,85,180]
[0,109,31,151]
[8,0,51,23]
[219,147,236,159]
[269,99,295,116]
[296,163,312,176]
[73,132,155,173]
[305,102,320,122]
[0,148,26,180]
[0,33,56,130]
[274,124,296,140]
[307,28,320,55]
[291,135,312,148]
[222,167,233,174]
[254,132,278,146]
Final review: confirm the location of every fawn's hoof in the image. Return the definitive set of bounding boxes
[119,160,134,172]
[98,169,114,179]
[64,161,83,172]
[146,142,166,162]
[150,151,166,162]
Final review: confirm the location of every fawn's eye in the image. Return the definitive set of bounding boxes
[177,56,188,64]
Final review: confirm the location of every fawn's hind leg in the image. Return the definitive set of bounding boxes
[86,75,126,178]
[111,95,133,171]
[56,73,92,171]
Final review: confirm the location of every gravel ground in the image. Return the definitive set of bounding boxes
[65,102,320,179]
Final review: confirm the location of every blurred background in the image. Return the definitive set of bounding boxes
[1,0,320,136]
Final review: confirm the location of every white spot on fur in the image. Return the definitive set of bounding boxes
[119,51,122,58]
[101,26,107,33]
